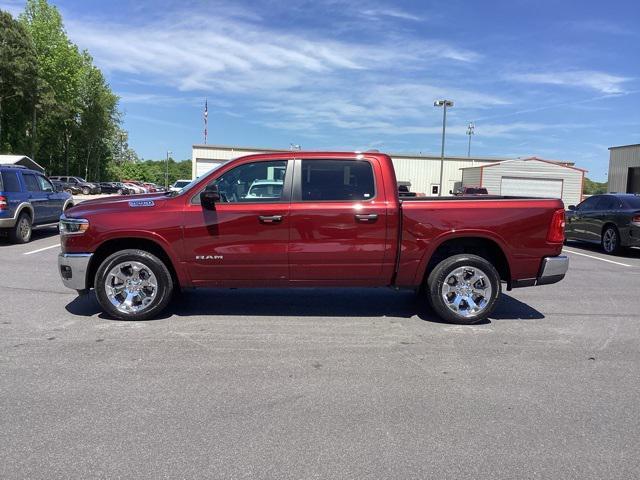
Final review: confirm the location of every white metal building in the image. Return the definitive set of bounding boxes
[460,157,585,206]
[608,144,640,193]
[192,144,511,196]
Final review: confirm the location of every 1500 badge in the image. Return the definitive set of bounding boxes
[129,200,155,208]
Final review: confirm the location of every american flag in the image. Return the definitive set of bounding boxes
[203,99,208,144]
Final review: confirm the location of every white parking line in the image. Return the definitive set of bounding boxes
[24,244,60,255]
[563,248,632,267]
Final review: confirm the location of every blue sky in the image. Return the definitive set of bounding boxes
[3,0,640,180]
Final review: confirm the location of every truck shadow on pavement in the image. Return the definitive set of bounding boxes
[65,288,544,324]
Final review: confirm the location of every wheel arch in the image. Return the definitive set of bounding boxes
[419,235,511,287]
[15,202,34,220]
[87,237,181,289]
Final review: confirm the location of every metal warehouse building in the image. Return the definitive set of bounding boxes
[608,144,640,194]
[461,157,585,207]
[193,144,583,201]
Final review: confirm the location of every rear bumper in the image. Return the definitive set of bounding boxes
[511,255,569,288]
[58,253,93,291]
[0,216,16,228]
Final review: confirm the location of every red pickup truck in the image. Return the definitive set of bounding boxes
[58,151,568,324]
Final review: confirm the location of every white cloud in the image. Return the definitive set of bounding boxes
[508,70,632,94]
[361,8,423,22]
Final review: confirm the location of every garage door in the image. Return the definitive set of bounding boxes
[196,159,226,178]
[500,177,563,199]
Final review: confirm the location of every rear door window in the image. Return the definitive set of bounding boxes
[300,160,375,201]
[23,173,42,192]
[1,171,22,192]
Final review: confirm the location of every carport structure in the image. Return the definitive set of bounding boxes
[460,157,586,206]
[0,155,45,174]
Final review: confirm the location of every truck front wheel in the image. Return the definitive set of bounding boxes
[95,249,173,320]
[427,254,501,324]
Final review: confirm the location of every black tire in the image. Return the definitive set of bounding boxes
[601,226,620,255]
[64,188,73,194]
[9,212,32,244]
[426,254,501,325]
[94,249,174,320]
[82,187,91,195]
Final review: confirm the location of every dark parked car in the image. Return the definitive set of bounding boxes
[51,180,81,195]
[565,193,640,254]
[99,182,132,195]
[49,176,101,195]
[0,165,73,243]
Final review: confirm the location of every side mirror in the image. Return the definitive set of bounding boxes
[568,205,576,211]
[200,185,220,210]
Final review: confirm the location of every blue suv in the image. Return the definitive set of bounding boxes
[0,165,74,243]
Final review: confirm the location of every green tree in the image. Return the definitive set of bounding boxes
[0,10,38,154]
[583,177,608,195]
[18,0,121,179]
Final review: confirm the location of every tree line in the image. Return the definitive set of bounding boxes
[0,0,173,182]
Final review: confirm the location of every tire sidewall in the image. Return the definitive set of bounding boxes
[94,249,173,320]
[11,213,32,244]
[427,254,501,324]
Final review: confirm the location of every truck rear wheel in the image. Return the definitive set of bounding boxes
[427,254,500,324]
[95,249,173,320]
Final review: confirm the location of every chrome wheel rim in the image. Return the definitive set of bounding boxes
[441,266,492,318]
[19,218,31,241]
[603,229,617,252]
[105,261,158,314]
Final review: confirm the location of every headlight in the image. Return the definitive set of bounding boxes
[59,215,89,235]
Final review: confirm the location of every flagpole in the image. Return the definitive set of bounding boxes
[204,99,208,144]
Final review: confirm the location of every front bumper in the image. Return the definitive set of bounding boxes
[58,253,93,291]
[511,255,569,288]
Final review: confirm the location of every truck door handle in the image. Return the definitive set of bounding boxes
[258,215,283,224]
[355,213,378,222]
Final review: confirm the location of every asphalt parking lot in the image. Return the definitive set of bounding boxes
[1,230,639,479]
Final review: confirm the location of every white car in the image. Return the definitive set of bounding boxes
[124,183,146,194]
[245,179,284,199]
[170,179,192,193]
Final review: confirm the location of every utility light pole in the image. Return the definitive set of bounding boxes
[165,150,172,189]
[466,122,475,158]
[434,99,453,196]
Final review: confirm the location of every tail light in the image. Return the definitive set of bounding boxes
[0,195,7,211]
[547,208,566,243]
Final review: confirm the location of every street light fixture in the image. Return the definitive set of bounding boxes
[165,150,172,189]
[434,99,453,196]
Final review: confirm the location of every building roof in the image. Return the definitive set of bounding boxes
[192,143,513,163]
[0,155,45,173]
[459,157,587,173]
[609,144,640,150]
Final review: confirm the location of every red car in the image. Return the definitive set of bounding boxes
[58,151,568,324]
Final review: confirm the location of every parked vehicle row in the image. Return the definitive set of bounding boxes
[1,165,73,243]
[49,176,101,195]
